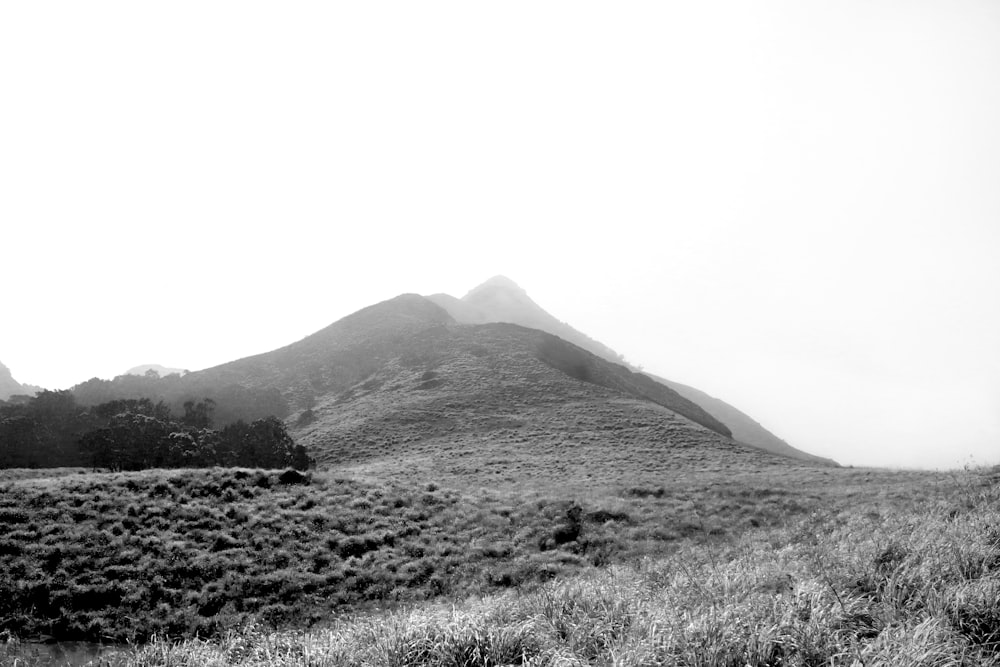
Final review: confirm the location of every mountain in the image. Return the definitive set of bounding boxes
[0,362,37,401]
[292,320,818,489]
[170,288,837,488]
[180,294,455,409]
[427,276,625,364]
[426,276,833,465]
[124,364,188,378]
[650,376,837,466]
[180,294,728,436]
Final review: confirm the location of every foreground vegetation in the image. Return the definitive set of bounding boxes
[0,463,836,644]
[1,465,997,665]
[93,466,999,665]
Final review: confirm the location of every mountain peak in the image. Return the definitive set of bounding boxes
[464,275,526,298]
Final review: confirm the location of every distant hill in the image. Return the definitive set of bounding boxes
[179,294,455,410]
[124,364,188,378]
[292,321,816,487]
[0,361,39,400]
[427,276,833,465]
[428,276,625,364]
[163,289,845,489]
[180,294,729,437]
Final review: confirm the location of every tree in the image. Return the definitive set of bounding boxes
[0,416,42,468]
[181,398,215,429]
[80,413,173,471]
[219,417,298,468]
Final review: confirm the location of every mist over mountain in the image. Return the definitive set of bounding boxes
[0,362,40,400]
[427,276,832,464]
[165,291,846,487]
[9,277,832,467]
[152,281,844,473]
[650,376,836,466]
[124,364,188,378]
[178,293,727,432]
[0,362,25,401]
[427,276,625,364]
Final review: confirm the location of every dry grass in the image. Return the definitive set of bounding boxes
[91,467,999,666]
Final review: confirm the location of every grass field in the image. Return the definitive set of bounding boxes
[8,463,986,666]
[2,462,997,663]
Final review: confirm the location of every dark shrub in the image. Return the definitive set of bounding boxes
[586,509,631,524]
[211,534,240,552]
[278,469,308,485]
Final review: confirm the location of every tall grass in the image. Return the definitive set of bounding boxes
[105,468,1000,666]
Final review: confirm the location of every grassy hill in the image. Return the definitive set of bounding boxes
[174,292,735,460]
[176,294,453,410]
[427,276,831,464]
[291,320,757,482]
[427,275,625,366]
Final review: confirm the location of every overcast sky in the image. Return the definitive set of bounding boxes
[2,1,998,469]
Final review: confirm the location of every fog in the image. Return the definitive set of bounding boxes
[2,1,997,468]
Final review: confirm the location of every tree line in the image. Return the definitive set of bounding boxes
[0,390,311,471]
[70,369,290,426]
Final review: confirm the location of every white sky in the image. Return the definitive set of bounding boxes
[2,1,998,469]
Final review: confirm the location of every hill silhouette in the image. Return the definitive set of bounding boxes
[428,276,831,464]
[0,361,36,400]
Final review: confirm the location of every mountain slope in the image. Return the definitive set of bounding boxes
[181,293,729,438]
[166,292,848,487]
[178,294,454,409]
[290,321,814,491]
[0,362,29,400]
[428,276,625,363]
[426,276,832,465]
[173,287,834,478]
[650,375,837,466]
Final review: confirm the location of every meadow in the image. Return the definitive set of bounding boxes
[0,464,834,644]
[1,463,997,665]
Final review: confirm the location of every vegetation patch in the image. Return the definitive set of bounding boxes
[95,468,1000,666]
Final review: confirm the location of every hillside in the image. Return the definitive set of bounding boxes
[427,275,624,364]
[0,361,32,401]
[651,375,839,467]
[427,277,831,464]
[176,294,748,473]
[124,364,188,378]
[178,294,453,410]
[290,321,801,487]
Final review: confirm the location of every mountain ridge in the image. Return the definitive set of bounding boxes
[98,278,832,469]
[0,361,40,400]
[426,276,833,465]
[177,293,731,440]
